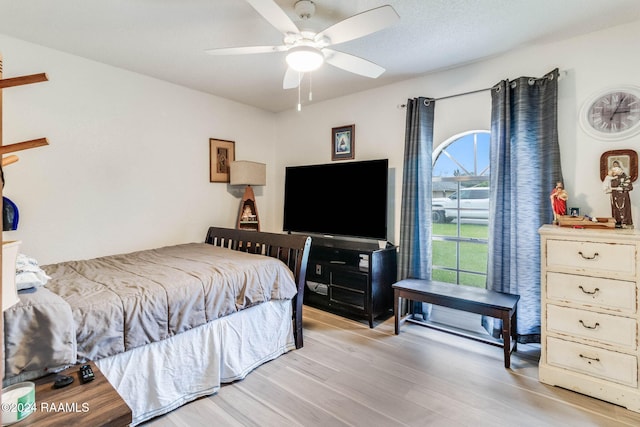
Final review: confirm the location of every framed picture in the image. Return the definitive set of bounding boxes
[209,138,235,182]
[570,207,580,217]
[331,124,355,161]
[599,149,638,182]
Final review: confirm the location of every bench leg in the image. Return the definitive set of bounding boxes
[394,290,400,335]
[502,311,511,369]
[512,308,518,353]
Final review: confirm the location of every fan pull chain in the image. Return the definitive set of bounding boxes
[297,71,302,111]
[309,73,313,101]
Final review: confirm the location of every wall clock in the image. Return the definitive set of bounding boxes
[580,85,640,140]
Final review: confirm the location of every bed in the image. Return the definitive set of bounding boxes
[3,226,311,425]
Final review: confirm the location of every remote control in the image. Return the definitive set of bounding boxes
[53,374,74,389]
[79,364,95,383]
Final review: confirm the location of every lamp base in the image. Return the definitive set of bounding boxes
[237,185,260,231]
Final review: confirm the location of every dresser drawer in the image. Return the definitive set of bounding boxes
[329,285,365,310]
[330,270,368,292]
[546,272,636,313]
[546,336,638,387]
[546,239,636,276]
[547,304,637,349]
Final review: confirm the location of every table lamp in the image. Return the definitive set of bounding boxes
[230,161,266,231]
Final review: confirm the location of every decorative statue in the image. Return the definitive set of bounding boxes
[603,161,633,227]
[241,204,254,221]
[550,181,568,224]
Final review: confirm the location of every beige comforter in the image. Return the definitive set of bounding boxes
[4,243,298,377]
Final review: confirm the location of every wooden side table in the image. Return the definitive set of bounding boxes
[18,362,131,427]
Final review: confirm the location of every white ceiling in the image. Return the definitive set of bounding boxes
[1,0,640,113]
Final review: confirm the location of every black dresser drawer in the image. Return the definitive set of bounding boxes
[331,270,367,291]
[330,285,366,310]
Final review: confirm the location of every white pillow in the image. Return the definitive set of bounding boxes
[15,254,51,291]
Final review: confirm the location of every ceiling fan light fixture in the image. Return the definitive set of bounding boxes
[286,46,324,72]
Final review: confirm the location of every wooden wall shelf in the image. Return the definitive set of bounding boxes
[0,72,48,89]
[0,138,49,155]
[2,155,19,167]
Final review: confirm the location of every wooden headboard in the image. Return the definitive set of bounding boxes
[205,227,311,348]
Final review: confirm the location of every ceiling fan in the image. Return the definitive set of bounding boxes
[205,0,400,90]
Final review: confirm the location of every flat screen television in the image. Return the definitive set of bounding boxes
[283,159,388,240]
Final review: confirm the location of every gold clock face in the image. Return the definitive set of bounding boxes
[582,87,640,140]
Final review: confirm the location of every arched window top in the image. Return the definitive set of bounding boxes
[433,130,490,178]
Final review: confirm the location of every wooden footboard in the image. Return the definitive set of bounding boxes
[205,227,311,348]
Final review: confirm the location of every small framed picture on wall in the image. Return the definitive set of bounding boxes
[600,149,638,182]
[210,138,235,182]
[331,124,355,161]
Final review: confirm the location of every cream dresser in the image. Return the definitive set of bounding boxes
[539,224,640,412]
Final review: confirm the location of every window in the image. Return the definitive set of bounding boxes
[431,131,490,289]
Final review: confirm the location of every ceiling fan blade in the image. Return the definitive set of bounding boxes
[205,45,287,55]
[283,67,302,89]
[323,49,385,78]
[245,0,299,35]
[315,5,399,46]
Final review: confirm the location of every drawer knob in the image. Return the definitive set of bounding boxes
[579,320,600,330]
[578,285,600,295]
[578,251,599,260]
[579,353,600,364]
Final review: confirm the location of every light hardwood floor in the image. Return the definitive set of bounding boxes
[145,306,640,426]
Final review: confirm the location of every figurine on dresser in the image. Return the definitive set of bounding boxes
[550,181,568,224]
[603,161,633,227]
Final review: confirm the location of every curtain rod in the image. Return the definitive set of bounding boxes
[398,87,490,108]
[398,69,567,108]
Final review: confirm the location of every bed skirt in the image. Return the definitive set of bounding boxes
[96,299,295,426]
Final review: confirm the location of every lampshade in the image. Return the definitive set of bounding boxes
[286,46,324,72]
[230,161,266,186]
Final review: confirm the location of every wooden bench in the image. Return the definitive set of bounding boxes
[393,279,520,368]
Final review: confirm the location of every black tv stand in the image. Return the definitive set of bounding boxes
[304,236,398,327]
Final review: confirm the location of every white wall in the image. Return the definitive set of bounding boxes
[1,35,277,264]
[274,20,640,245]
[4,19,640,264]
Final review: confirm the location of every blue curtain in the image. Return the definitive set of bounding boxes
[399,97,435,315]
[485,69,562,344]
